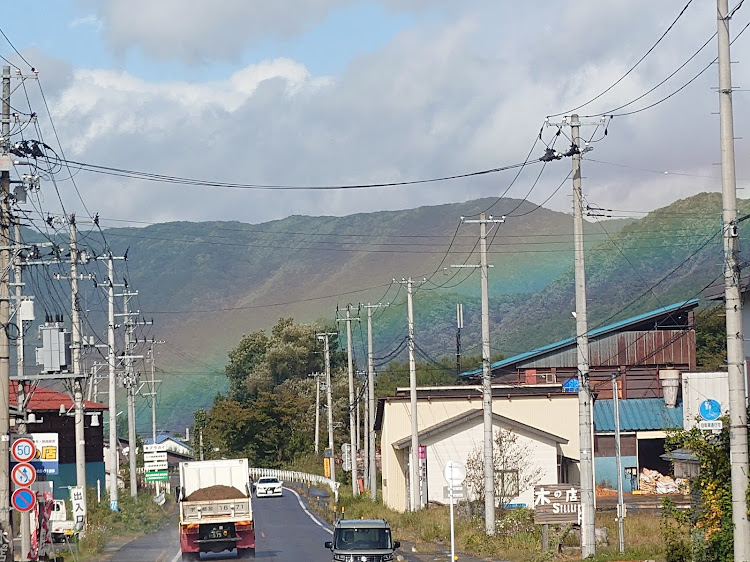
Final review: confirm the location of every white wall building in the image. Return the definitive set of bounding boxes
[378,385,580,512]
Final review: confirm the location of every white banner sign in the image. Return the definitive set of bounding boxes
[144,461,168,471]
[144,452,167,462]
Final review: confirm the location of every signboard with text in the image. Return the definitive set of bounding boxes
[533,484,581,524]
[12,434,59,475]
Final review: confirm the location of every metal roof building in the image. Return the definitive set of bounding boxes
[460,300,699,400]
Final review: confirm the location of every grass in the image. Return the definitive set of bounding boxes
[55,488,175,561]
[305,484,668,562]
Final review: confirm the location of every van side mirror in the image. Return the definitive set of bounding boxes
[324,541,333,549]
[393,541,400,549]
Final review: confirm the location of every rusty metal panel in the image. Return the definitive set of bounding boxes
[517,330,694,370]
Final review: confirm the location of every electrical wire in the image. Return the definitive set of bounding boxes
[547,0,695,118]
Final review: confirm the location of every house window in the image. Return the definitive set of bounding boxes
[498,469,519,497]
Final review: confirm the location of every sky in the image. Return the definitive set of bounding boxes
[1,0,748,227]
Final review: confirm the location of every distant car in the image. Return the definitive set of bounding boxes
[254,476,283,497]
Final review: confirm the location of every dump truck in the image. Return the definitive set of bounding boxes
[178,458,255,561]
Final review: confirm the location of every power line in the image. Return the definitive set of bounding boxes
[547,0,696,118]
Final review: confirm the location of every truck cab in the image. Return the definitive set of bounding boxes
[50,499,76,543]
[324,519,400,562]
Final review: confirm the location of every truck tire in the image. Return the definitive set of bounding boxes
[181,552,200,561]
[236,547,255,559]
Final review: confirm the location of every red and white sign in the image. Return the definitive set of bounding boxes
[11,437,35,462]
[11,462,36,487]
[11,488,37,512]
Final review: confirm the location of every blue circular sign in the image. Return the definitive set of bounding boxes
[699,399,722,421]
[12,488,36,512]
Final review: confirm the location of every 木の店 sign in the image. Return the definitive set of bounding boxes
[533,484,582,524]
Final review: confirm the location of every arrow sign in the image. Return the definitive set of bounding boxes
[11,463,36,487]
[12,488,37,512]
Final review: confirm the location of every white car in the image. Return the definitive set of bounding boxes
[254,476,283,498]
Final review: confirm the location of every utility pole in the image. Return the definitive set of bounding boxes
[310,372,322,454]
[116,287,143,498]
[571,114,595,556]
[395,278,423,511]
[363,303,387,500]
[317,332,337,485]
[146,340,164,495]
[101,253,124,511]
[456,304,463,376]
[337,306,360,497]
[459,213,504,535]
[14,220,32,560]
[612,375,625,553]
[717,1,750,558]
[69,217,88,493]
[0,65,12,550]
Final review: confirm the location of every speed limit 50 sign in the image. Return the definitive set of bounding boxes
[11,437,35,463]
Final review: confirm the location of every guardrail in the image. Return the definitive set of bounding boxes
[248,467,341,502]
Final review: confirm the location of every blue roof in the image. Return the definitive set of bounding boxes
[144,435,193,450]
[461,299,699,377]
[594,398,683,432]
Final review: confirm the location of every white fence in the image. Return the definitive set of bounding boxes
[248,467,340,502]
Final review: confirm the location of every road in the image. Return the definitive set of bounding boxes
[105,487,334,562]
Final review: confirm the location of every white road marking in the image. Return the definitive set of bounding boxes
[283,486,333,535]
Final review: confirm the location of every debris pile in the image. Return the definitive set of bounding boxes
[638,468,681,494]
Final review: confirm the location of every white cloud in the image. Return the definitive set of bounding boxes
[93,0,351,64]
[21,1,749,226]
[69,14,102,30]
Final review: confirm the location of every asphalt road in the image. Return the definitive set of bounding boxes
[105,487,334,562]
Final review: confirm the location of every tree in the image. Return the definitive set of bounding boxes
[662,415,750,561]
[225,330,269,402]
[465,428,544,515]
[695,305,727,371]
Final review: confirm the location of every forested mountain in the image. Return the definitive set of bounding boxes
[25,193,737,431]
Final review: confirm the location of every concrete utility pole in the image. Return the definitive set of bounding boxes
[717,1,750,558]
[69,217,88,493]
[317,332,337,485]
[571,114,596,557]
[460,213,504,535]
[612,375,625,553]
[396,277,422,511]
[14,220,31,560]
[337,306,360,497]
[118,288,140,497]
[106,254,122,510]
[363,303,387,500]
[146,340,164,495]
[310,372,322,454]
[0,65,12,550]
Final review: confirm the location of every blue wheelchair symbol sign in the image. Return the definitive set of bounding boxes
[699,399,722,421]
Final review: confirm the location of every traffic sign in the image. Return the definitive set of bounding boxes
[11,463,36,487]
[699,399,722,421]
[144,461,168,471]
[444,485,466,499]
[145,470,169,482]
[144,452,167,462]
[12,488,36,512]
[11,437,35,463]
[443,461,466,485]
[699,420,723,431]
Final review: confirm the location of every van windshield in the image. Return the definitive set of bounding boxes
[334,527,392,550]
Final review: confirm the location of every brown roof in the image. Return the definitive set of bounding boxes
[9,385,107,412]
